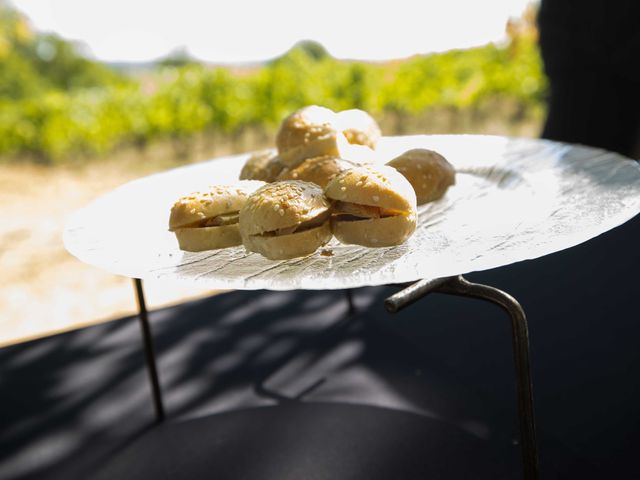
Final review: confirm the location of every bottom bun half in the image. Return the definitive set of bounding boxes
[332,213,416,247]
[242,222,332,260]
[174,224,242,252]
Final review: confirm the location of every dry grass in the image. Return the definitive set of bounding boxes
[0,112,543,347]
[0,148,248,347]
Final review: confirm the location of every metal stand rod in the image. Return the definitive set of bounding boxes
[133,278,166,423]
[345,289,356,316]
[385,275,539,480]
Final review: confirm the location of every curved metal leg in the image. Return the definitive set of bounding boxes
[133,278,166,423]
[385,275,539,480]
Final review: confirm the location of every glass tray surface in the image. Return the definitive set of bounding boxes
[64,135,640,290]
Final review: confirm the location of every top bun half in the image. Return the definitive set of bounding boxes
[239,180,331,236]
[169,181,265,230]
[324,165,416,213]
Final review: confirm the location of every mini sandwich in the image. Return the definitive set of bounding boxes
[275,105,377,169]
[386,148,456,205]
[276,155,359,189]
[325,165,417,247]
[169,181,264,251]
[335,109,382,149]
[239,149,285,183]
[239,181,332,260]
[276,105,341,168]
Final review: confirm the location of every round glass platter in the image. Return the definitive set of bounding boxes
[64,135,640,290]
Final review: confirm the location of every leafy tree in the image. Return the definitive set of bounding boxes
[0,1,546,163]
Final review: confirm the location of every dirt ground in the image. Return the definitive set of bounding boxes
[0,151,236,347]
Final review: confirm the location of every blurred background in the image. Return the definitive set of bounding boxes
[0,0,543,345]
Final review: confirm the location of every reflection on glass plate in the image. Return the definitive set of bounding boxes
[64,135,640,290]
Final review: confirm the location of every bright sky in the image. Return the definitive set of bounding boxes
[11,0,535,63]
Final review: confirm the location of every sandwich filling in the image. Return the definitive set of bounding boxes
[332,201,408,222]
[251,210,330,238]
[170,212,239,231]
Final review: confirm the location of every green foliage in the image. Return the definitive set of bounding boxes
[0,1,546,163]
[288,40,330,62]
[0,2,124,99]
[157,47,199,68]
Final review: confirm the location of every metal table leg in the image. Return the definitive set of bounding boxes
[130,285,353,417]
[345,289,356,316]
[385,275,539,480]
[133,278,166,423]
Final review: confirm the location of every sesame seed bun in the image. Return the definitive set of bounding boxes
[335,109,381,149]
[239,180,332,259]
[173,224,244,251]
[324,165,416,212]
[276,105,346,169]
[278,131,343,169]
[169,181,264,251]
[276,155,358,188]
[331,213,417,248]
[387,149,456,205]
[239,150,283,182]
[276,105,338,154]
[240,181,330,235]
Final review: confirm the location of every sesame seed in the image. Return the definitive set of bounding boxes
[372,195,379,202]
[341,186,346,191]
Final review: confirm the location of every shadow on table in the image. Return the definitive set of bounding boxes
[2,213,640,480]
[0,288,360,480]
[0,284,522,480]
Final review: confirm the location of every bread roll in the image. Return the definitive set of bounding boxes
[239,180,332,260]
[239,150,284,182]
[335,109,381,149]
[387,149,455,204]
[276,155,359,188]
